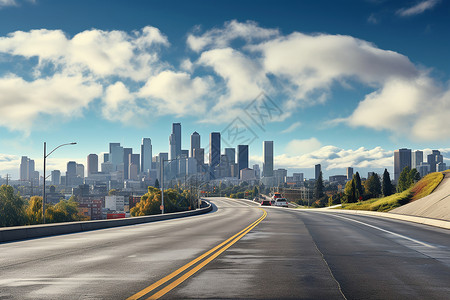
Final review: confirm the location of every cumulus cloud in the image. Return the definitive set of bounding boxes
[187,20,279,52]
[0,0,17,8]
[0,26,169,80]
[0,74,102,132]
[275,146,393,170]
[342,75,450,140]
[397,0,440,17]
[285,138,322,156]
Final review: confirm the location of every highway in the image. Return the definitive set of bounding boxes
[0,197,449,299]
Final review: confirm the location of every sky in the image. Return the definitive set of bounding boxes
[0,0,450,180]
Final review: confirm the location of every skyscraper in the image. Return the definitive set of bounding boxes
[87,154,98,176]
[190,132,200,158]
[238,145,249,179]
[27,159,35,181]
[394,148,411,182]
[123,148,132,179]
[109,143,124,170]
[209,132,221,179]
[170,123,182,160]
[412,150,423,170]
[51,170,61,185]
[20,156,28,181]
[315,164,321,180]
[427,150,443,173]
[76,164,85,178]
[263,141,274,177]
[66,161,77,187]
[225,148,235,164]
[141,138,152,174]
[346,167,353,180]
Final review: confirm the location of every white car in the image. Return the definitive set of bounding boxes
[274,198,288,207]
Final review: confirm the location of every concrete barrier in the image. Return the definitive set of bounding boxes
[297,208,450,230]
[0,201,212,243]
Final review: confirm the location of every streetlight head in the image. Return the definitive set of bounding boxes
[71,142,77,145]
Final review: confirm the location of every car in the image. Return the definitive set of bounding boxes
[260,200,272,206]
[272,192,282,199]
[274,198,288,207]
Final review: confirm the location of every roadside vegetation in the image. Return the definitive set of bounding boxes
[0,184,86,227]
[342,171,445,212]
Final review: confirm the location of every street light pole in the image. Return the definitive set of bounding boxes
[161,158,164,214]
[43,142,77,224]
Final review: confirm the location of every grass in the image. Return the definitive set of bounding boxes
[341,171,446,212]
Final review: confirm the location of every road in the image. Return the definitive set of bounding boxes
[0,197,449,299]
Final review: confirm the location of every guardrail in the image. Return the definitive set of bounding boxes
[0,200,212,243]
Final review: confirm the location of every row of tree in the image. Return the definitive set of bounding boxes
[0,184,84,227]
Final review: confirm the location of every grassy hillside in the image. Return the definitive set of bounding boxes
[341,172,445,212]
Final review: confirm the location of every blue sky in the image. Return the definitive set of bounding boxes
[0,0,449,179]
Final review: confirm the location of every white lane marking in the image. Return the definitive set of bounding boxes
[327,213,436,248]
[224,198,256,207]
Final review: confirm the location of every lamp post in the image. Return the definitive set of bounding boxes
[43,142,77,223]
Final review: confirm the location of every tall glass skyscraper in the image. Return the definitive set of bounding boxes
[394,148,411,182]
[209,132,221,179]
[190,131,200,158]
[141,138,152,174]
[263,141,274,177]
[170,123,182,160]
[238,145,249,178]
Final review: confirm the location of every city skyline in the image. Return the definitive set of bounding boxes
[1,0,450,179]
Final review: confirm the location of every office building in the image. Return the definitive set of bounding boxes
[225,148,236,164]
[253,164,260,179]
[109,143,124,170]
[51,170,61,185]
[238,145,249,179]
[315,164,321,180]
[169,123,182,160]
[346,167,353,180]
[209,132,221,179]
[123,148,132,179]
[141,138,152,174]
[417,162,430,178]
[66,161,77,187]
[437,162,447,172]
[412,150,423,170]
[293,173,304,183]
[20,156,28,181]
[27,159,35,181]
[76,164,85,178]
[263,141,274,177]
[394,148,411,182]
[87,154,98,176]
[190,132,200,158]
[427,150,443,173]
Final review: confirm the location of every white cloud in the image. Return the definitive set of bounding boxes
[139,70,211,116]
[0,26,169,81]
[187,20,279,52]
[0,0,16,8]
[342,74,450,141]
[281,121,302,133]
[285,138,322,156]
[275,145,393,170]
[0,74,102,132]
[397,0,440,17]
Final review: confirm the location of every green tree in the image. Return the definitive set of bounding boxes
[365,173,382,198]
[46,198,83,223]
[108,189,118,196]
[408,168,420,187]
[343,179,355,203]
[131,186,188,217]
[397,166,411,192]
[26,196,43,225]
[0,185,26,227]
[314,171,324,200]
[382,169,393,197]
[354,172,364,201]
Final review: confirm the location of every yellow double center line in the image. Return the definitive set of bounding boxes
[127,208,267,300]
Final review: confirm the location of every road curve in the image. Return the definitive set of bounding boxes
[0,197,449,299]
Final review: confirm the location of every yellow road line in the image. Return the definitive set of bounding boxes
[147,210,267,299]
[126,208,267,300]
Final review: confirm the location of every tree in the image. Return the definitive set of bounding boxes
[45,198,84,223]
[397,166,411,192]
[0,185,26,227]
[343,179,355,203]
[154,179,160,189]
[354,172,364,201]
[408,168,420,187]
[382,169,393,197]
[26,196,43,225]
[365,173,382,198]
[108,189,118,196]
[314,171,324,200]
[130,186,189,217]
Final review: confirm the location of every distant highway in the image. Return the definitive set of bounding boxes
[0,197,449,299]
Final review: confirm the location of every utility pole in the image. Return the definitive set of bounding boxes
[6,174,10,186]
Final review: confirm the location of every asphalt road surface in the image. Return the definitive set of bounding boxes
[0,197,449,299]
